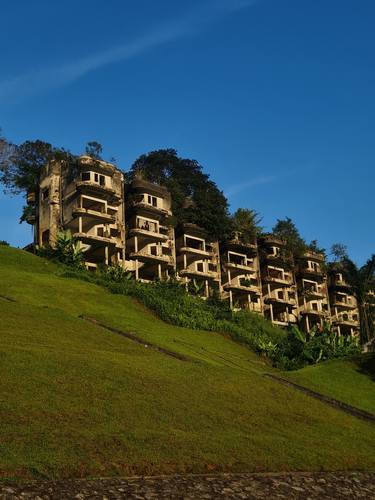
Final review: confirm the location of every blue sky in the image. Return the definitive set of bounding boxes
[0,0,374,263]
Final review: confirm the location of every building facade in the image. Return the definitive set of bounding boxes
[28,162,365,335]
[125,178,175,281]
[259,236,298,327]
[175,223,221,297]
[34,156,125,270]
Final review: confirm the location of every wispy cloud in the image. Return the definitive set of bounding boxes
[225,174,278,198]
[0,0,257,101]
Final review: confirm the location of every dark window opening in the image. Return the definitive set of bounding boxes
[42,230,49,244]
[94,173,99,182]
[197,262,204,272]
[42,188,49,201]
[97,227,104,237]
[82,172,90,181]
[99,175,105,186]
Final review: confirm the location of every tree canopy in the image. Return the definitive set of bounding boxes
[230,208,263,244]
[129,149,232,239]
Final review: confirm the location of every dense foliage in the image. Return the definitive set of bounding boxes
[129,149,232,240]
[230,208,262,243]
[329,248,375,344]
[37,231,84,268]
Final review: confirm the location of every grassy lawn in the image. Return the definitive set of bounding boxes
[1,246,375,481]
[283,355,375,415]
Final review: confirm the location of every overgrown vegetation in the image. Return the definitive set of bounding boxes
[330,243,375,344]
[129,149,232,240]
[37,231,83,268]
[59,252,360,370]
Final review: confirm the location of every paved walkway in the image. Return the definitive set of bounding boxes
[1,472,375,499]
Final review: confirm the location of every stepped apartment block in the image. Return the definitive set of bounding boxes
[221,236,262,313]
[176,223,221,298]
[259,236,298,327]
[125,179,175,282]
[32,156,125,270]
[28,156,362,335]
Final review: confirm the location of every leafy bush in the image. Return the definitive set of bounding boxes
[0,240,10,246]
[272,324,361,370]
[37,231,83,268]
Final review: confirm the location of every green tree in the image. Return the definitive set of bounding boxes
[129,149,231,239]
[231,208,262,244]
[339,255,375,345]
[85,141,103,160]
[272,217,307,257]
[331,242,348,261]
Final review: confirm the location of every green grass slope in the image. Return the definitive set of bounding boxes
[284,355,375,415]
[1,246,375,481]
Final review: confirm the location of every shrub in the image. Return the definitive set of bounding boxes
[0,240,10,246]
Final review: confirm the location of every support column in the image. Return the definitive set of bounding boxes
[105,246,109,266]
[78,216,82,234]
[306,315,310,333]
[205,279,209,298]
[229,290,233,309]
[183,253,187,270]
[270,303,274,322]
[158,263,162,280]
[135,259,139,280]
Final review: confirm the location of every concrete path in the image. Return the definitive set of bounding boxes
[1,472,375,499]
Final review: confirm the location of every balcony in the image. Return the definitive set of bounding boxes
[299,266,323,278]
[332,298,357,310]
[129,250,172,264]
[74,232,119,247]
[131,199,170,215]
[223,281,261,294]
[76,181,120,200]
[179,246,212,257]
[224,260,256,272]
[263,274,293,286]
[332,315,359,327]
[303,287,326,299]
[72,207,116,223]
[179,268,219,280]
[300,306,328,317]
[129,227,169,241]
[264,294,296,306]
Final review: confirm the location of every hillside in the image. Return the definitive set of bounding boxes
[0,246,375,481]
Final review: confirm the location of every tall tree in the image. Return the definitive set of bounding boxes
[231,208,262,244]
[338,255,375,344]
[272,217,307,257]
[129,149,231,239]
[85,141,103,160]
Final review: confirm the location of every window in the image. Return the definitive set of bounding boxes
[197,262,204,272]
[277,290,284,300]
[42,188,49,201]
[97,227,104,237]
[99,175,105,186]
[150,245,157,256]
[312,302,318,311]
[147,195,158,207]
[94,173,99,183]
[42,230,49,244]
[82,172,90,181]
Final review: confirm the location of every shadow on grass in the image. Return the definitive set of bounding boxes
[354,353,375,382]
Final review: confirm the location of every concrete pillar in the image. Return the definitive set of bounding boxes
[306,315,310,333]
[183,253,187,270]
[270,303,274,322]
[229,290,233,309]
[135,236,138,253]
[158,264,162,280]
[135,259,139,280]
[78,216,82,234]
[105,246,109,266]
[205,279,209,298]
